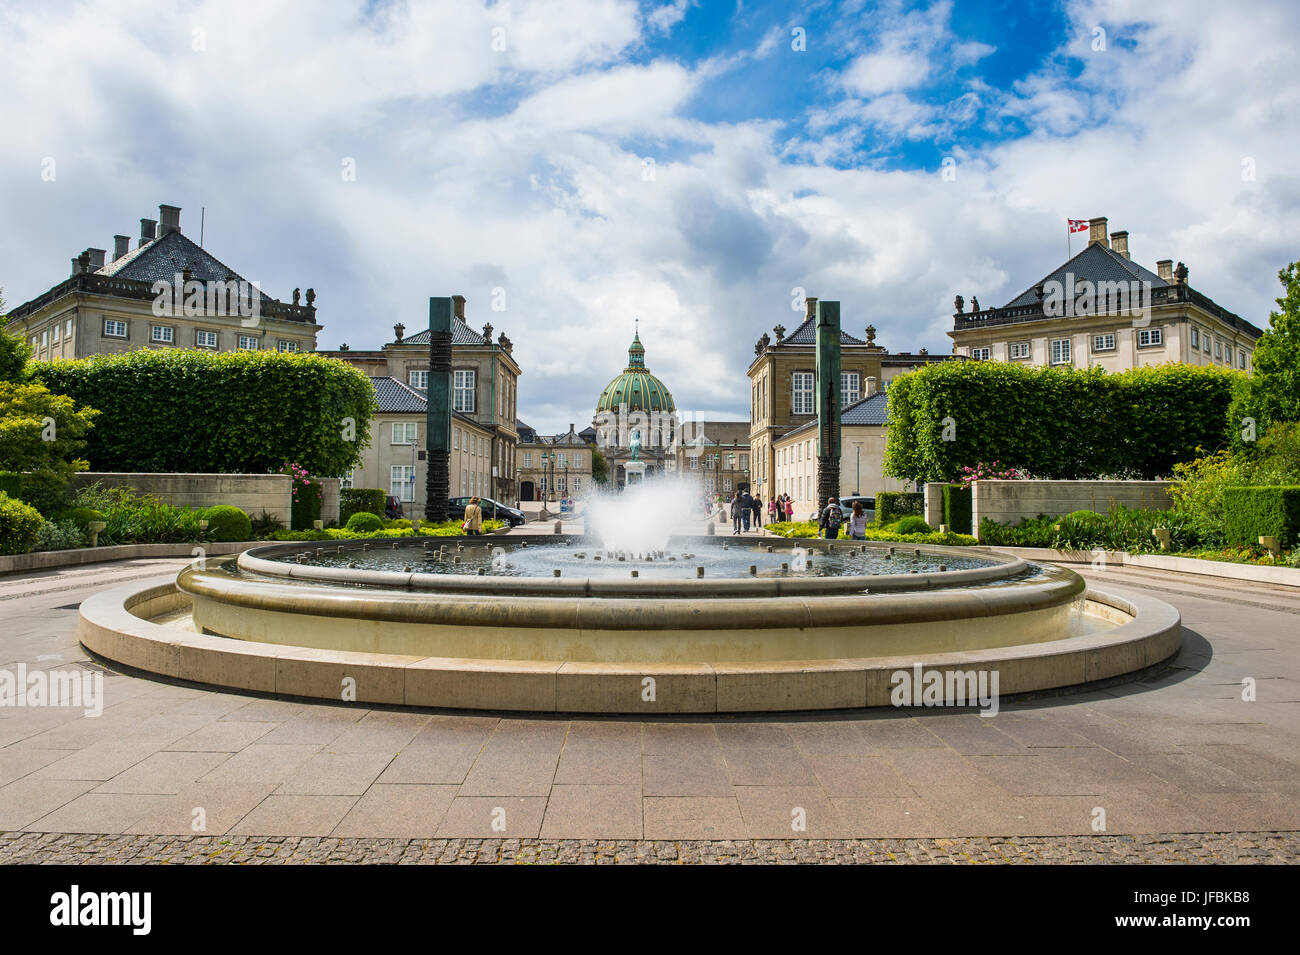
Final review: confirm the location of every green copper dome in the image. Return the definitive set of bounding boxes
[595,330,676,414]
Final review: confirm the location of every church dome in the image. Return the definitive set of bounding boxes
[595,330,676,414]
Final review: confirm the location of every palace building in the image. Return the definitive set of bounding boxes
[948,217,1262,371]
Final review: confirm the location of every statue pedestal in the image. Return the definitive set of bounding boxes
[624,461,646,487]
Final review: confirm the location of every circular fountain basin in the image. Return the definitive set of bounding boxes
[77,534,1182,713]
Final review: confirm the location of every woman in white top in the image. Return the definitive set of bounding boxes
[848,500,869,540]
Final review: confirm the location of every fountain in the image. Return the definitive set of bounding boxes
[78,471,1181,713]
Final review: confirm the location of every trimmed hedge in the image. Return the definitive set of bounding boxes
[1223,486,1300,548]
[0,492,43,555]
[203,505,252,542]
[340,488,385,525]
[766,520,976,546]
[884,361,1240,482]
[894,515,933,535]
[31,350,377,476]
[291,480,323,531]
[941,484,972,534]
[877,491,923,523]
[345,511,384,533]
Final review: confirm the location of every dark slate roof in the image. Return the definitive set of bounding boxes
[371,377,426,413]
[778,317,866,345]
[781,392,889,439]
[516,420,538,443]
[1002,242,1167,309]
[97,230,274,303]
[397,320,489,346]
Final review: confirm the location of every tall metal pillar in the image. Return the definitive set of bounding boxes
[815,299,842,510]
[425,296,452,522]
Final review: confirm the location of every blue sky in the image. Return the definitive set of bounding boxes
[2,0,1297,433]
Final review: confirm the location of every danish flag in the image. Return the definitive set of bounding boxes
[1068,219,1089,233]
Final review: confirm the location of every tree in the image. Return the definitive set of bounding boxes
[0,327,32,383]
[1230,260,1300,441]
[0,380,99,514]
[591,447,609,484]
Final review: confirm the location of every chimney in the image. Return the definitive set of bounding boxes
[70,257,79,277]
[159,204,181,235]
[804,295,818,322]
[1088,217,1108,248]
[393,322,405,342]
[866,376,878,396]
[452,294,466,320]
[1157,259,1173,283]
[86,248,106,271]
[113,235,130,260]
[1111,230,1129,259]
[139,218,157,247]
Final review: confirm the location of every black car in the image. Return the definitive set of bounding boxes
[447,496,526,527]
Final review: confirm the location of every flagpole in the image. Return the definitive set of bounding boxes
[1067,221,1071,260]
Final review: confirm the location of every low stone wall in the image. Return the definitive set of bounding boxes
[971,480,1173,539]
[71,472,293,522]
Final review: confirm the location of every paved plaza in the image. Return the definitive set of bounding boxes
[1,554,1298,863]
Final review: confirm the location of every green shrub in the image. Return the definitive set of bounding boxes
[265,520,502,542]
[31,350,376,476]
[884,360,1240,482]
[291,480,323,530]
[766,519,976,546]
[894,515,933,535]
[65,506,106,530]
[250,509,283,537]
[1223,486,1300,548]
[979,514,1056,547]
[340,488,386,524]
[877,491,924,523]
[0,469,72,517]
[67,483,200,544]
[941,485,972,534]
[33,519,84,552]
[0,492,43,555]
[345,511,384,533]
[203,505,252,542]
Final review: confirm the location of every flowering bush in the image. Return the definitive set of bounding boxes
[279,462,322,530]
[955,461,1031,488]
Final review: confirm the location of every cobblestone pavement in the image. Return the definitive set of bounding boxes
[0,557,1297,863]
[2,830,1296,864]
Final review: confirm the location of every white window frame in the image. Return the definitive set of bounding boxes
[151,325,174,344]
[840,371,861,406]
[1092,334,1115,352]
[65,319,74,337]
[103,319,127,338]
[196,329,218,349]
[1137,328,1163,347]
[1009,341,1030,360]
[409,370,429,390]
[1190,327,1200,349]
[1240,352,1248,370]
[341,468,355,490]
[277,340,300,353]
[1225,346,1232,364]
[792,371,814,415]
[969,347,990,361]
[1214,340,1222,359]
[52,324,60,343]
[390,465,415,503]
[1050,338,1071,365]
[1203,334,1211,354]
[454,370,476,413]
[238,335,260,351]
[40,330,48,347]
[392,422,418,445]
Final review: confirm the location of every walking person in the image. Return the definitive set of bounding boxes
[740,488,753,532]
[752,494,763,528]
[463,496,484,536]
[818,496,843,540]
[731,491,744,536]
[848,500,868,540]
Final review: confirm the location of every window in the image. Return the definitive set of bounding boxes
[1225,346,1233,364]
[558,453,568,468]
[341,468,355,490]
[1050,339,1071,365]
[792,372,814,415]
[52,324,60,343]
[238,335,259,350]
[392,422,417,445]
[103,319,127,338]
[454,370,475,412]
[523,452,531,468]
[196,330,218,348]
[277,340,300,353]
[841,372,860,406]
[66,319,74,338]
[573,478,581,493]
[1092,334,1115,352]
[970,347,990,361]
[151,325,173,343]
[1214,340,1222,359]
[573,453,582,468]
[41,330,48,347]
[740,454,749,470]
[409,370,429,390]
[1240,352,1248,370]
[1203,334,1211,354]
[1190,327,1200,349]
[689,456,699,470]
[390,465,415,502]
[1009,341,1030,360]
[1137,328,1163,347]
[453,429,459,451]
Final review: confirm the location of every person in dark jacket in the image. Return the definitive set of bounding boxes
[818,497,843,539]
[740,490,753,531]
[731,491,744,535]
[751,495,763,528]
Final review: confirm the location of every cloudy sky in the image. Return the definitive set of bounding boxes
[2,0,1296,432]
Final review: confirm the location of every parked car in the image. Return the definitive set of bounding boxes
[837,495,876,522]
[447,496,527,527]
[384,496,404,519]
